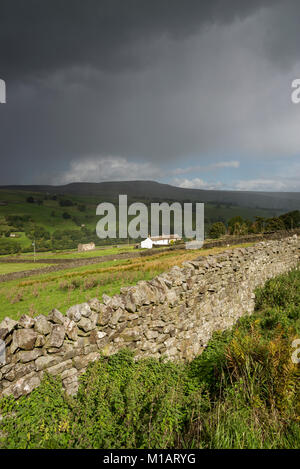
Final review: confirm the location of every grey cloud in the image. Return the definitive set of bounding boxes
[261,0,300,70]
[172,161,240,176]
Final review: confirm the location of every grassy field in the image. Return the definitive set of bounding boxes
[0,243,254,321]
[0,267,299,449]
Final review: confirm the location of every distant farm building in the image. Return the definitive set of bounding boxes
[141,234,181,249]
[78,242,95,252]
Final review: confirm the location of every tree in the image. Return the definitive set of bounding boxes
[279,210,300,230]
[25,225,50,241]
[265,217,286,232]
[0,238,21,255]
[228,216,249,235]
[62,212,71,219]
[253,216,266,233]
[59,199,74,207]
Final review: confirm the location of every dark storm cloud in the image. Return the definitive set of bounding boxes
[261,0,300,69]
[0,0,278,80]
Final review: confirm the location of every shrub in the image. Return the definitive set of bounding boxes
[208,222,226,239]
[0,238,21,255]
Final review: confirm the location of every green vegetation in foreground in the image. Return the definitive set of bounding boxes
[0,268,299,449]
[0,263,50,275]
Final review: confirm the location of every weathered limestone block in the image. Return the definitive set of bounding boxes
[120,328,140,342]
[66,305,81,322]
[79,303,92,318]
[103,294,125,310]
[48,308,65,325]
[126,313,139,321]
[88,297,102,312]
[35,334,46,347]
[123,292,137,313]
[77,317,94,333]
[35,355,62,371]
[66,302,92,322]
[34,315,52,335]
[0,317,18,340]
[73,351,99,370]
[166,288,178,305]
[97,304,112,326]
[45,324,65,349]
[61,367,77,380]
[89,329,107,345]
[110,307,123,325]
[18,349,43,364]
[5,362,36,382]
[63,317,78,341]
[135,281,155,304]
[144,330,159,340]
[102,293,111,305]
[18,314,35,329]
[45,359,73,376]
[1,372,41,398]
[63,371,79,396]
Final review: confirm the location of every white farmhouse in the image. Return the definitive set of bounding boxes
[140,234,181,249]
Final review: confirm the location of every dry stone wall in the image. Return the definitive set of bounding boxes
[0,235,299,399]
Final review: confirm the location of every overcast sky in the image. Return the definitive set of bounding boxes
[1,0,300,191]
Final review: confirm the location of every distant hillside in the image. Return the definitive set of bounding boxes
[1,181,300,211]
